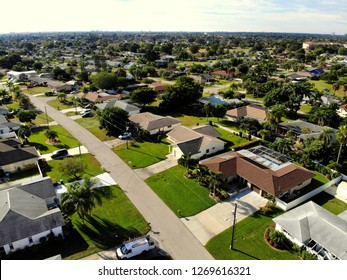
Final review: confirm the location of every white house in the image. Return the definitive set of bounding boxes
[95,99,140,116]
[0,178,64,257]
[167,125,225,159]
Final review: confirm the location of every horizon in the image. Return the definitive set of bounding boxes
[1,0,346,35]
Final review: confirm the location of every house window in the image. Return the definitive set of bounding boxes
[28,237,33,244]
[167,125,172,128]
[212,147,215,150]
[9,243,14,250]
[206,149,210,153]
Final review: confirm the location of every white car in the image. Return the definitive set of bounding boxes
[80,109,92,117]
[118,132,132,140]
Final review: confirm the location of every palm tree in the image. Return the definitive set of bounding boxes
[207,171,223,197]
[61,177,104,224]
[257,129,270,141]
[57,92,67,103]
[44,129,58,143]
[5,80,14,95]
[18,123,32,144]
[336,125,347,163]
[273,138,292,154]
[319,127,332,147]
[178,152,192,173]
[332,83,340,95]
[266,104,286,133]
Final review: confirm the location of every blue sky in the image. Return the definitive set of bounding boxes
[1,0,346,34]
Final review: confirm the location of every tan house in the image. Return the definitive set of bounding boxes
[200,145,315,198]
[77,92,124,104]
[148,83,167,94]
[167,125,225,159]
[129,112,181,135]
[0,138,39,174]
[226,105,267,122]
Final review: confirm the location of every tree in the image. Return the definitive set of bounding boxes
[18,123,32,144]
[257,129,270,140]
[266,104,286,133]
[309,104,341,128]
[336,125,347,163]
[240,118,261,136]
[130,87,157,108]
[99,107,129,135]
[319,127,333,147]
[271,138,293,155]
[60,176,105,223]
[161,76,203,110]
[45,129,58,142]
[212,104,227,121]
[18,94,32,109]
[178,152,193,173]
[57,93,67,103]
[207,171,223,197]
[269,229,286,248]
[203,102,214,119]
[90,71,119,90]
[17,110,37,123]
[58,157,84,179]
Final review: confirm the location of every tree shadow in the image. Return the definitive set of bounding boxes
[232,248,260,260]
[30,142,49,152]
[75,215,141,249]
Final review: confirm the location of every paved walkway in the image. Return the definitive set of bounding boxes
[28,94,214,260]
[325,185,347,203]
[181,189,267,245]
[134,154,178,180]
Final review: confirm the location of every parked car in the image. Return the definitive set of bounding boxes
[45,91,56,96]
[118,132,132,140]
[80,108,92,118]
[116,235,157,260]
[51,149,71,160]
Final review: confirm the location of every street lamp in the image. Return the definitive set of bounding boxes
[230,202,238,250]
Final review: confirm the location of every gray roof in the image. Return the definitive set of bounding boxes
[0,142,39,166]
[279,120,336,140]
[129,112,181,131]
[273,201,347,260]
[0,188,65,246]
[177,137,204,155]
[18,177,56,200]
[96,100,140,114]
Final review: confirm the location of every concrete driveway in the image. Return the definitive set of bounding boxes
[39,145,89,161]
[181,189,267,245]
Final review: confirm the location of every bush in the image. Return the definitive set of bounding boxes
[232,139,261,151]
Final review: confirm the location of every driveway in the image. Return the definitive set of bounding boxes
[181,189,267,245]
[39,145,89,161]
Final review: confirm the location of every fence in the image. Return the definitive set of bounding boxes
[275,175,345,211]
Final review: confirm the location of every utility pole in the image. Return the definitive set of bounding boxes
[230,202,238,250]
[78,143,83,172]
[44,106,49,129]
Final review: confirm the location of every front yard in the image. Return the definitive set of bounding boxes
[42,153,103,183]
[312,191,347,215]
[28,125,80,154]
[113,140,170,168]
[215,127,249,149]
[75,115,116,141]
[205,210,300,260]
[145,165,216,217]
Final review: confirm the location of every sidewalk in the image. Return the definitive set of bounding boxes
[39,145,89,161]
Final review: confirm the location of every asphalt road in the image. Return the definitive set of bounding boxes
[28,95,214,260]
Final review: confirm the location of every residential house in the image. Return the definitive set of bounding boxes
[148,83,167,94]
[0,106,10,116]
[0,138,40,174]
[95,100,140,116]
[189,74,213,85]
[200,145,315,198]
[278,119,337,142]
[167,125,225,159]
[129,112,181,135]
[210,70,234,79]
[77,91,124,104]
[226,105,267,123]
[7,70,37,82]
[273,201,347,260]
[0,115,20,138]
[0,177,64,257]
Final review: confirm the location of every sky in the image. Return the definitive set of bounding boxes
[1,0,346,35]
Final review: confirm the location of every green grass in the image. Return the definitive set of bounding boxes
[215,127,248,149]
[28,125,80,154]
[64,185,148,259]
[47,97,76,110]
[21,86,49,95]
[145,165,216,217]
[75,115,116,141]
[42,153,103,183]
[114,140,170,168]
[299,103,312,114]
[310,80,332,92]
[312,192,347,215]
[205,210,300,260]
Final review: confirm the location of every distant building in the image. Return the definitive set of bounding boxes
[302,42,346,50]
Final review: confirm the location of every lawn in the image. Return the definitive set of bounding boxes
[145,165,216,217]
[75,115,116,141]
[47,97,76,110]
[299,103,312,114]
[21,86,49,95]
[205,210,300,260]
[42,153,103,183]
[28,125,80,154]
[215,127,249,149]
[113,140,170,168]
[312,191,347,215]
[310,80,332,92]
[64,185,148,259]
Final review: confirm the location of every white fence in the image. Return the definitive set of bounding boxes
[276,175,346,211]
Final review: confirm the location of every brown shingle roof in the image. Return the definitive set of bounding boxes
[226,105,266,121]
[200,152,315,197]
